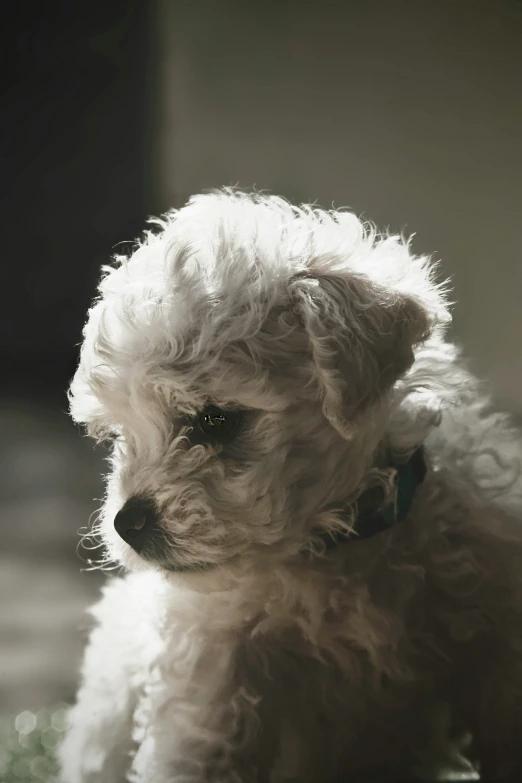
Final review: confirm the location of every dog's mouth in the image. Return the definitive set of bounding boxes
[138,537,232,574]
[137,544,217,574]
[153,546,243,576]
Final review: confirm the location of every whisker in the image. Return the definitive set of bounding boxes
[76,503,111,569]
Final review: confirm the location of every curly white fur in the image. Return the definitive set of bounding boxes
[60,190,522,782]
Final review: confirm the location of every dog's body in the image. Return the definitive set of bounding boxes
[60,191,522,782]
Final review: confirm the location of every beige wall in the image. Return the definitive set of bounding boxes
[156,0,522,414]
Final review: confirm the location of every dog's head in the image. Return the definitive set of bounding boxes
[70,191,449,580]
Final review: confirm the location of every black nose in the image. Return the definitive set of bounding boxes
[114,497,159,552]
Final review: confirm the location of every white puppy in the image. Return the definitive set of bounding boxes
[60,190,522,782]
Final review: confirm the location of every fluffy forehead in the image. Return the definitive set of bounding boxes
[70,190,448,428]
[101,189,445,311]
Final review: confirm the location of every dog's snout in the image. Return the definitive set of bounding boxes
[114,497,159,553]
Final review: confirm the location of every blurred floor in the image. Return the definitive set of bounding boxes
[0,400,104,716]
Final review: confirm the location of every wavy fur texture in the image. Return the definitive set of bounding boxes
[60,190,522,782]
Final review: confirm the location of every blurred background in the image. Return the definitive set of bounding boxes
[2,0,522,777]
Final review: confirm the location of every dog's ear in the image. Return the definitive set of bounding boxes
[289,271,431,438]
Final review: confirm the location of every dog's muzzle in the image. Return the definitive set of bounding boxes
[114,496,160,553]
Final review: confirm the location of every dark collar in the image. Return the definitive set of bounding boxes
[321,446,427,548]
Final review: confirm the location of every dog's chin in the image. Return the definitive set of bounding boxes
[159,549,253,592]
[111,540,245,593]
[102,520,217,574]
[164,563,245,593]
[147,543,238,575]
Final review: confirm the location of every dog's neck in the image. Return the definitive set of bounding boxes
[321,446,427,548]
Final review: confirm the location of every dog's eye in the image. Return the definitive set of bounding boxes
[196,406,241,441]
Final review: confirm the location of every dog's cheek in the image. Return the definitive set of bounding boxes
[195,454,285,550]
